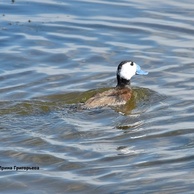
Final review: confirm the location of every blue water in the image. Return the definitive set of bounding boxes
[0,0,194,193]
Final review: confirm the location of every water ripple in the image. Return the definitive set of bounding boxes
[1,0,194,193]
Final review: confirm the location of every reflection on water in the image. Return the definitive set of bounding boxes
[0,86,163,116]
[1,0,194,193]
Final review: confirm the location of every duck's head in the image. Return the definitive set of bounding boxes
[116,61,148,87]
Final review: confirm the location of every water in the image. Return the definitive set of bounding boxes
[0,0,194,193]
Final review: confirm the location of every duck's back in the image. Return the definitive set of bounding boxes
[84,87,132,109]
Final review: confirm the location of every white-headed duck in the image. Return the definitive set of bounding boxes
[84,61,148,109]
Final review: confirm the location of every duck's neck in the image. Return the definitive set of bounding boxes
[116,76,131,88]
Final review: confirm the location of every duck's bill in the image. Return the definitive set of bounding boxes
[136,64,148,75]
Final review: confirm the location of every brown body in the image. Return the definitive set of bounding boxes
[84,87,132,109]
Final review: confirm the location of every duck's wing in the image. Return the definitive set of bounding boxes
[84,88,131,109]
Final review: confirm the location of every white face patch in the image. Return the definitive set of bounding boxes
[119,62,137,80]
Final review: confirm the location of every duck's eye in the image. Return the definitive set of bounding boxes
[130,62,134,66]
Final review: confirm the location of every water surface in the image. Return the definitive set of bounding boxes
[0,0,194,193]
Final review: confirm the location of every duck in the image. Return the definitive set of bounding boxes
[83,61,148,109]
